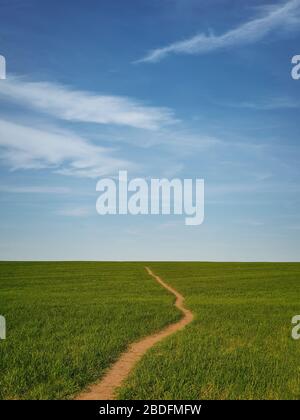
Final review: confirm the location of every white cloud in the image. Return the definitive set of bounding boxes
[0,119,132,178]
[137,0,300,63]
[0,77,175,130]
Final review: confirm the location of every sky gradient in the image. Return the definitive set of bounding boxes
[0,0,300,261]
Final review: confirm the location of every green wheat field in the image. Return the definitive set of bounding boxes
[1,261,300,400]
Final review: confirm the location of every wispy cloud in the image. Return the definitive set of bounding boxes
[0,77,223,180]
[137,0,300,63]
[99,125,222,152]
[0,185,71,194]
[56,207,93,217]
[208,181,300,196]
[0,119,132,178]
[227,96,300,111]
[0,77,175,130]
[236,219,265,227]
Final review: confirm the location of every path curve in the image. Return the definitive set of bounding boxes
[75,266,194,400]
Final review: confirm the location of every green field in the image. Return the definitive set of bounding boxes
[1,262,300,400]
[0,262,179,400]
[119,262,300,400]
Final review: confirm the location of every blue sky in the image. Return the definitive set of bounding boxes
[0,0,300,261]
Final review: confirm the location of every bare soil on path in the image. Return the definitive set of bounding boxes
[75,266,194,400]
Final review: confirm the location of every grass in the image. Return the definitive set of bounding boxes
[1,261,300,400]
[0,262,180,400]
[118,262,300,400]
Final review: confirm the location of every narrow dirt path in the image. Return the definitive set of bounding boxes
[75,266,194,400]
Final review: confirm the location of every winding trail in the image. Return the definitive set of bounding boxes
[76,266,194,400]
